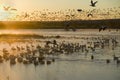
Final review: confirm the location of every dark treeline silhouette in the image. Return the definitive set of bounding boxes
[0,19,120,29]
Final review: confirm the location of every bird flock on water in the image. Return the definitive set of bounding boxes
[0,36,120,66]
[0,1,120,79]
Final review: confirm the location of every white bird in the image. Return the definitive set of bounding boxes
[3,6,17,11]
[3,6,10,11]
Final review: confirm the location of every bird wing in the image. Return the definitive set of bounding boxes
[91,0,94,4]
[87,14,93,17]
[7,6,10,9]
[4,6,10,10]
[94,1,98,4]
[103,26,107,30]
[11,8,17,11]
[87,14,90,17]
[77,9,82,12]
[3,6,7,10]
[90,14,93,17]
[99,28,102,32]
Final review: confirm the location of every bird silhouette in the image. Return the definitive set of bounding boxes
[77,9,82,12]
[10,8,17,11]
[99,26,107,32]
[87,13,93,17]
[3,6,10,11]
[102,26,107,31]
[90,0,98,7]
[3,6,17,12]
[24,13,29,18]
[99,27,103,32]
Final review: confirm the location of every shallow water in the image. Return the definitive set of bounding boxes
[0,60,120,80]
[0,29,120,80]
[0,29,120,36]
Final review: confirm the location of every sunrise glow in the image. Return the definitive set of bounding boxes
[0,0,119,21]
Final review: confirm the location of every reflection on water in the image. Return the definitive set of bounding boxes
[0,60,120,80]
[0,29,120,80]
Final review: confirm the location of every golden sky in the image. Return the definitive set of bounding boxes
[0,0,120,20]
[0,0,120,11]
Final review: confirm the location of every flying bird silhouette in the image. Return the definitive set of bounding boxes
[102,26,107,31]
[99,26,107,32]
[3,6,10,11]
[24,13,29,18]
[77,9,82,12]
[87,13,93,17]
[90,0,98,7]
[3,6,17,11]
[10,8,17,11]
[99,27,103,32]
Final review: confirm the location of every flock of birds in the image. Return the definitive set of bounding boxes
[0,36,120,66]
[0,1,119,80]
[0,36,119,80]
[2,0,97,12]
[78,0,98,17]
[2,0,119,21]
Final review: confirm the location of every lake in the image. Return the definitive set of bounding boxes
[0,29,120,80]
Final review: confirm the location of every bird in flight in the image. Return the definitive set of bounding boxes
[99,26,107,32]
[87,13,93,17]
[77,9,82,12]
[24,13,29,18]
[3,6,17,11]
[3,6,10,11]
[90,0,98,7]
[10,8,17,11]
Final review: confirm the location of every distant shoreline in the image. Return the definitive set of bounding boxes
[0,19,120,29]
